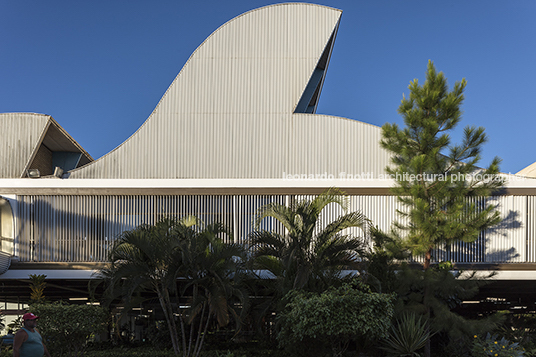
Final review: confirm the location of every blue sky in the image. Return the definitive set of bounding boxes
[1,1,534,174]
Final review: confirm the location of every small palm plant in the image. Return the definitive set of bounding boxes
[248,188,371,342]
[382,313,431,357]
[250,187,370,295]
[28,274,47,304]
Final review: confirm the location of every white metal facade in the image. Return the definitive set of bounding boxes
[5,193,531,265]
[0,3,535,276]
[67,3,391,180]
[0,113,49,178]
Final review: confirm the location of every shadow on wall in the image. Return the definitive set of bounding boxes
[13,195,286,263]
[434,207,523,264]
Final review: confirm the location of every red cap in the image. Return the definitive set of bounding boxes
[22,313,39,320]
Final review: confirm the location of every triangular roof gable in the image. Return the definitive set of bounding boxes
[0,113,92,178]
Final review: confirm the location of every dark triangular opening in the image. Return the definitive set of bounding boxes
[294,25,338,114]
[26,122,93,177]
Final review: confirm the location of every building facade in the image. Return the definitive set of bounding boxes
[1,3,536,306]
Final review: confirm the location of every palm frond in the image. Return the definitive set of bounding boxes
[318,211,370,242]
[254,202,295,231]
[250,188,370,295]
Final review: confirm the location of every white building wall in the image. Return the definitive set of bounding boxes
[12,193,532,265]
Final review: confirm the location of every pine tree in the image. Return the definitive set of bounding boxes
[380,60,504,356]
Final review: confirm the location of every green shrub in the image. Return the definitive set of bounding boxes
[85,348,174,357]
[30,302,108,356]
[278,281,395,357]
[83,347,282,357]
[472,333,525,357]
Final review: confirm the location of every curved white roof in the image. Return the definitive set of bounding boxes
[69,3,390,179]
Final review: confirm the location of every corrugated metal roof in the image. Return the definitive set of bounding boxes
[517,162,536,178]
[68,3,391,179]
[0,113,49,178]
[0,113,93,178]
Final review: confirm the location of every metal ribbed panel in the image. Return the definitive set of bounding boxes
[0,197,14,255]
[429,196,527,264]
[0,113,49,178]
[347,195,405,234]
[70,111,390,179]
[0,251,10,274]
[484,196,527,263]
[349,195,528,265]
[15,194,288,262]
[14,193,530,265]
[287,116,392,184]
[67,4,392,180]
[15,194,401,262]
[528,196,536,262]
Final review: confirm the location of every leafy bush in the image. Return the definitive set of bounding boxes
[83,347,282,357]
[29,302,108,356]
[472,333,525,357]
[277,281,395,357]
[85,348,174,357]
[7,316,22,331]
[498,313,536,356]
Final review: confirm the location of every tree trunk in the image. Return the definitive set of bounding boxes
[195,304,213,357]
[173,284,187,357]
[423,249,431,270]
[423,248,432,357]
[157,287,181,356]
[192,301,206,357]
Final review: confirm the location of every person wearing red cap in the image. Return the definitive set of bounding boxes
[13,313,51,357]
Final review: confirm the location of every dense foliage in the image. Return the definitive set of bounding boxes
[80,347,284,357]
[472,333,525,357]
[98,217,247,357]
[29,274,47,304]
[380,60,503,269]
[250,188,368,301]
[394,264,502,339]
[277,281,394,357]
[29,302,108,357]
[380,60,504,357]
[382,313,430,357]
[248,188,371,344]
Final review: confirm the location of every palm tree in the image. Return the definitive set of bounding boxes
[98,218,183,353]
[98,217,246,357]
[176,221,247,357]
[249,188,370,296]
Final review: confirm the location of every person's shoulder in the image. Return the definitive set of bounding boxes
[15,328,28,337]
